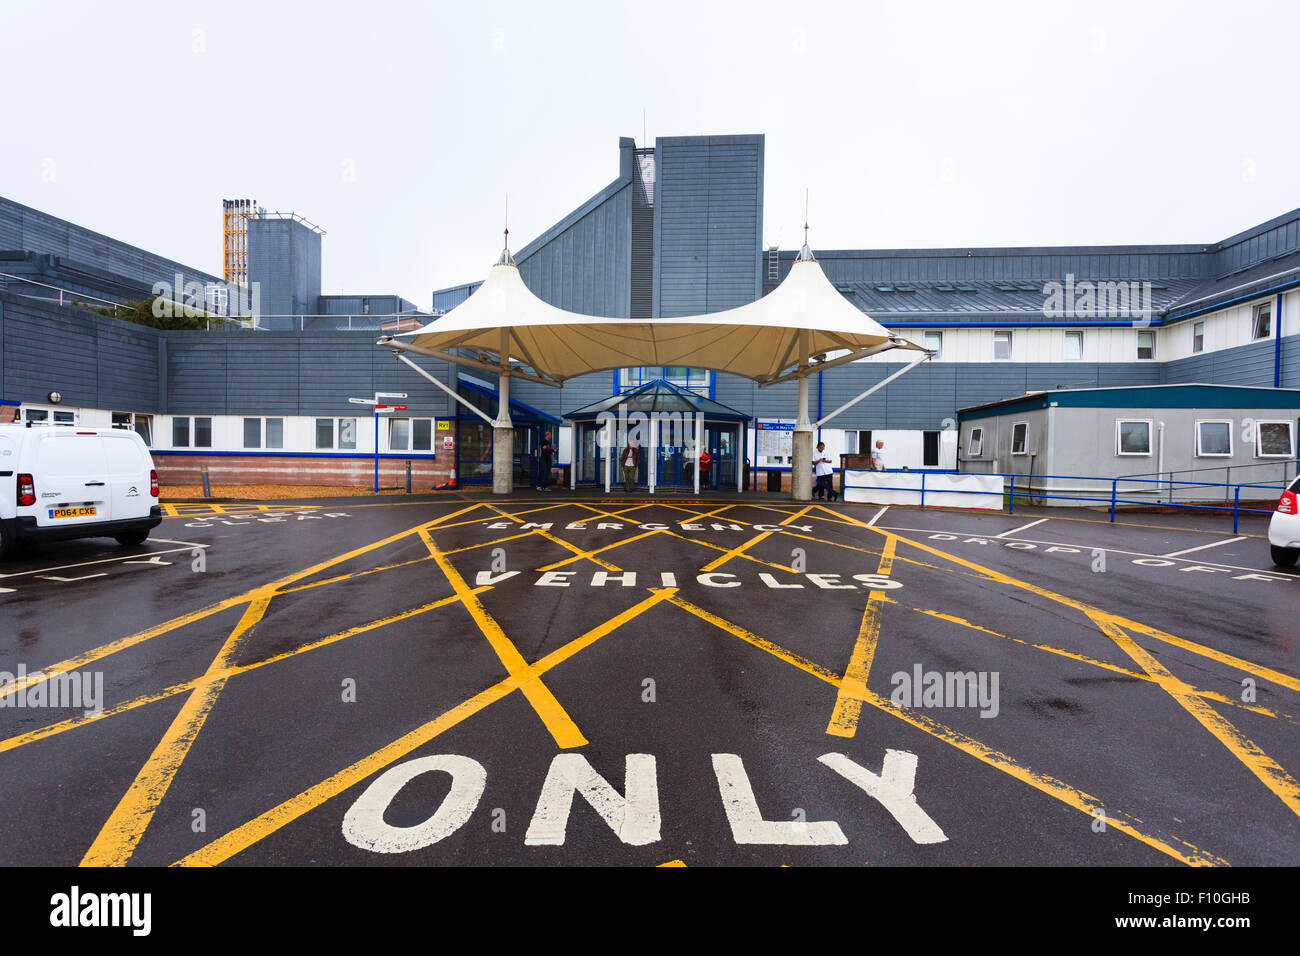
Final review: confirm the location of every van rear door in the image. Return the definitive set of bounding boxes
[104,432,152,521]
[33,431,112,527]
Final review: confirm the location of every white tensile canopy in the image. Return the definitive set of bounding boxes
[380,251,924,387]
[377,244,931,498]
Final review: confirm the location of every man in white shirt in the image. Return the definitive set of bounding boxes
[812,441,834,500]
[870,440,885,471]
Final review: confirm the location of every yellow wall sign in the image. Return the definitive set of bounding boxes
[436,420,451,431]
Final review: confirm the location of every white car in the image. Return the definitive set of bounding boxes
[1269,474,1300,568]
[0,424,162,559]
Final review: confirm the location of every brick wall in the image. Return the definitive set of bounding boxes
[154,454,453,489]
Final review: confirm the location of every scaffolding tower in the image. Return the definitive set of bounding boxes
[222,199,256,286]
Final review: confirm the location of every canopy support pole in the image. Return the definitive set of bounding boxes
[604,417,613,493]
[493,328,514,495]
[391,353,494,426]
[693,413,702,495]
[815,352,931,428]
[792,330,813,502]
[648,417,657,495]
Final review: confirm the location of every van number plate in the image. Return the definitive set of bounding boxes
[49,507,97,519]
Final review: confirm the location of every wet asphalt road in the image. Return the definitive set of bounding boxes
[0,494,1296,867]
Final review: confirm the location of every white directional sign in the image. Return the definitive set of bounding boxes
[349,398,378,406]
[376,392,408,399]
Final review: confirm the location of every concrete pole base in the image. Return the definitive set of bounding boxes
[791,428,813,501]
[492,423,514,495]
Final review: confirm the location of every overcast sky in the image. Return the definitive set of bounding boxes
[4,0,1300,309]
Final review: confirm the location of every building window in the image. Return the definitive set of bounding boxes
[1064,331,1083,361]
[112,412,152,446]
[22,407,74,425]
[1255,421,1296,458]
[244,418,262,449]
[338,418,356,450]
[1192,321,1205,353]
[619,367,712,395]
[993,331,1012,361]
[967,427,984,457]
[1252,303,1272,340]
[1116,419,1153,456]
[389,418,410,451]
[173,417,210,448]
[1011,422,1029,455]
[1195,420,1232,457]
[266,418,284,449]
[389,418,433,452]
[1137,330,1155,360]
[923,331,943,359]
[316,418,335,450]
[857,430,872,457]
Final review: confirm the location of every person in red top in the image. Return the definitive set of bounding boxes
[698,449,712,489]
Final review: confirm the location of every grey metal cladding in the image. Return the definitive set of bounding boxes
[1162,337,1279,387]
[165,334,228,414]
[655,136,763,318]
[433,284,476,312]
[1213,208,1300,275]
[0,292,162,411]
[248,218,323,318]
[223,334,301,414]
[0,196,223,291]
[515,184,632,318]
[317,295,419,315]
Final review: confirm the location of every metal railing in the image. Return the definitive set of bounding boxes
[1116,459,1298,503]
[842,465,1295,533]
[0,271,132,313]
[0,273,438,332]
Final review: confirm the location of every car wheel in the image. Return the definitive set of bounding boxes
[1271,545,1300,568]
[114,530,150,547]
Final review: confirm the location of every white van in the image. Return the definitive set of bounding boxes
[0,424,162,559]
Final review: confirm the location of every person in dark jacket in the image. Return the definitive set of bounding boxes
[537,431,554,490]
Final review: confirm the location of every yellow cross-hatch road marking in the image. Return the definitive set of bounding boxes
[419,526,587,749]
[175,589,678,867]
[1088,612,1300,821]
[666,592,1226,867]
[0,589,488,757]
[826,536,897,737]
[81,594,273,866]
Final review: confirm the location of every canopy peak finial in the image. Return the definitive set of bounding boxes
[797,188,816,262]
[497,195,515,265]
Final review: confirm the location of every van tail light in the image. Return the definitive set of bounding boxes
[1279,490,1298,515]
[150,470,159,497]
[17,474,35,507]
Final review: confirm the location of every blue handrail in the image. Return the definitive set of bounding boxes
[841,468,1288,528]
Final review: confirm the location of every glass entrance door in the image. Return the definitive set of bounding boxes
[708,424,738,489]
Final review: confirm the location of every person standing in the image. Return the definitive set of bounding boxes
[537,431,554,490]
[620,441,640,493]
[698,448,712,490]
[870,439,886,471]
[812,441,834,500]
